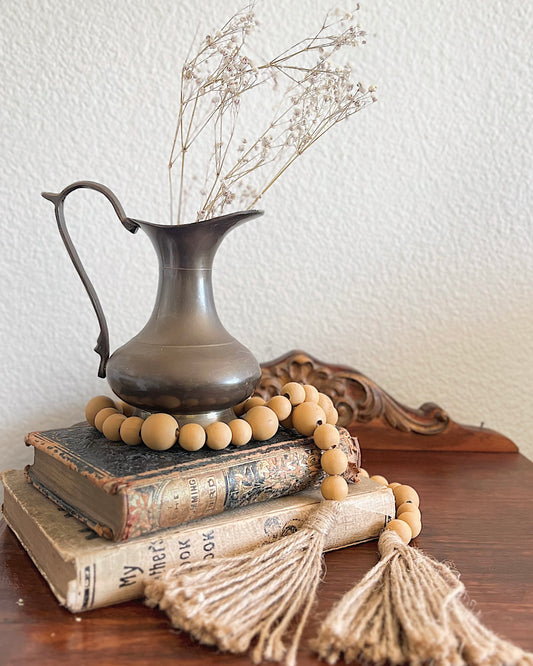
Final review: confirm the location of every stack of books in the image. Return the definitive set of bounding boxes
[1,421,394,613]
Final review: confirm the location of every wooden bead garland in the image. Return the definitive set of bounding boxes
[141,413,179,451]
[84,382,423,540]
[244,405,279,441]
[359,468,424,544]
[120,416,144,446]
[85,395,117,426]
[94,407,119,432]
[178,423,206,451]
[205,421,232,450]
[102,413,127,441]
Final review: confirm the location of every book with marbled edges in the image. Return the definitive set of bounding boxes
[24,423,360,541]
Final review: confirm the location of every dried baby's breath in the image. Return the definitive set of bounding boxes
[169,3,376,223]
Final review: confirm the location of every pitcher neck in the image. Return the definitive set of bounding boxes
[154,265,218,320]
[137,210,264,270]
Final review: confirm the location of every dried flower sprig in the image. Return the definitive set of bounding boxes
[169,3,376,223]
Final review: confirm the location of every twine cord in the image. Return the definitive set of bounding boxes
[145,500,340,666]
[310,529,533,666]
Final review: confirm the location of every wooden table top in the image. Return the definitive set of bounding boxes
[1,448,532,665]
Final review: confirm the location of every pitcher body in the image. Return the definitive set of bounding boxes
[43,181,262,422]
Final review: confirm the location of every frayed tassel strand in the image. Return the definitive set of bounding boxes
[310,529,533,666]
[145,500,340,666]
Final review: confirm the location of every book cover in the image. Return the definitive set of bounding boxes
[1,469,394,613]
[24,423,360,541]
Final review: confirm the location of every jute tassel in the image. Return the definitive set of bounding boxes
[310,529,533,666]
[145,500,340,666]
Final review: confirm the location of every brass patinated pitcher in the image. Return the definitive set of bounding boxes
[42,181,263,424]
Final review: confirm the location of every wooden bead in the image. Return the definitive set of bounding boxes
[280,413,293,429]
[321,448,348,475]
[326,407,339,426]
[86,396,116,426]
[233,400,247,417]
[393,484,420,508]
[292,402,327,436]
[266,395,292,421]
[243,396,266,412]
[205,422,232,450]
[120,416,145,446]
[370,475,389,486]
[388,482,402,489]
[320,475,349,501]
[118,401,136,417]
[94,407,120,432]
[358,468,370,478]
[281,382,306,406]
[244,406,279,441]
[303,384,319,403]
[228,419,252,446]
[385,518,412,544]
[313,423,340,450]
[141,413,179,451]
[102,413,127,441]
[317,392,334,414]
[397,502,421,518]
[178,423,206,451]
[398,511,422,538]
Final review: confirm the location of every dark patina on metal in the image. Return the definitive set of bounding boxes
[43,181,263,423]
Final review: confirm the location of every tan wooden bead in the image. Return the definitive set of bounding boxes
[244,406,279,441]
[321,448,348,475]
[178,423,206,451]
[228,419,253,446]
[393,484,420,508]
[266,395,292,421]
[398,511,422,538]
[243,396,266,412]
[326,407,339,426]
[86,396,117,426]
[118,401,136,417]
[280,413,293,429]
[94,407,120,432]
[317,392,334,414]
[205,421,232,450]
[320,475,349,501]
[385,518,412,544]
[102,413,127,441]
[281,382,306,406]
[141,413,179,451]
[370,474,389,486]
[313,423,340,450]
[292,402,327,436]
[388,482,402,489]
[233,399,247,417]
[397,502,421,518]
[120,416,145,446]
[303,384,319,403]
[358,468,370,478]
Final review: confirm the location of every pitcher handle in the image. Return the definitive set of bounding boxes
[42,181,140,378]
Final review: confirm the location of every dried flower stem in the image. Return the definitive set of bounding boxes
[169,4,376,223]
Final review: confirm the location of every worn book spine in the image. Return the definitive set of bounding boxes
[2,470,394,613]
[25,425,360,541]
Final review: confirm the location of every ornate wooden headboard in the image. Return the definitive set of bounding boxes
[258,351,516,452]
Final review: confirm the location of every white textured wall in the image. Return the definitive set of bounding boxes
[1,0,532,486]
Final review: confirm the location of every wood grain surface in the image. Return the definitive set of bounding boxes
[2,449,532,665]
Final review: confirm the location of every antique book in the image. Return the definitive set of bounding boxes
[24,423,360,541]
[1,469,394,613]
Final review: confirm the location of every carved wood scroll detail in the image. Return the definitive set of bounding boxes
[258,350,450,435]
